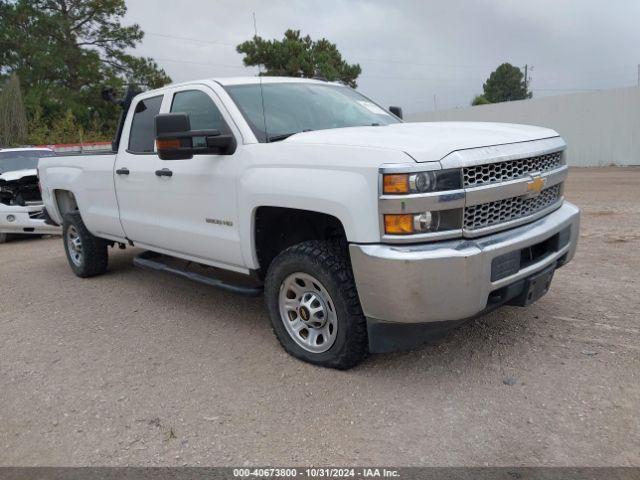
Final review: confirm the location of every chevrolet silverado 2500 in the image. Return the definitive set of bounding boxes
[0,147,60,243]
[38,77,580,369]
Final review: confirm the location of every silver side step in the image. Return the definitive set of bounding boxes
[133,251,263,296]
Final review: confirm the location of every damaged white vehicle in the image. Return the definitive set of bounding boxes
[0,147,61,243]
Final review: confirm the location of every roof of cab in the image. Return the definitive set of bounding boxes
[136,76,341,101]
[213,76,330,86]
[148,76,333,92]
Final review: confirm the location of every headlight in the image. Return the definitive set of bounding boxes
[383,169,461,195]
[384,209,462,235]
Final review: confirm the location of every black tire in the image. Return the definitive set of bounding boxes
[62,211,108,278]
[265,240,368,369]
[0,232,7,244]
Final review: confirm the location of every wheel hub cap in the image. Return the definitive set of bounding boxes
[66,225,83,267]
[278,273,338,353]
[298,292,328,328]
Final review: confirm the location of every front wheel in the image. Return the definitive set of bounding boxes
[62,212,108,278]
[264,240,368,369]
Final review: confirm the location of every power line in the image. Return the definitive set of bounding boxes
[144,30,640,94]
[360,73,478,82]
[144,30,494,70]
[154,57,251,69]
[145,31,235,47]
[533,87,605,92]
[348,57,493,69]
[144,29,640,89]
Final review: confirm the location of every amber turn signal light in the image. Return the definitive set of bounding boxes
[156,138,181,150]
[383,174,409,194]
[384,214,414,235]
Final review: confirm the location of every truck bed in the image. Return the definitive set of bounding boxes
[38,152,121,239]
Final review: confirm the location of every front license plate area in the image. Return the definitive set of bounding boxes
[512,263,556,307]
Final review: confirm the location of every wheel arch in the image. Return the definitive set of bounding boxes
[253,206,348,278]
[53,189,79,219]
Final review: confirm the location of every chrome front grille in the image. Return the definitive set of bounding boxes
[464,184,562,231]
[462,151,563,188]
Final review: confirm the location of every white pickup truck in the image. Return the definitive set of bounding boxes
[39,77,580,369]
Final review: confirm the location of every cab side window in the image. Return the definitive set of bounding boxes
[128,95,163,153]
[171,90,229,133]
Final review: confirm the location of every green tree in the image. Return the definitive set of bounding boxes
[0,0,171,141]
[25,105,51,145]
[471,94,490,106]
[237,29,361,88]
[481,63,531,103]
[50,110,84,144]
[0,73,28,146]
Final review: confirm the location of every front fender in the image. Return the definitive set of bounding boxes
[239,166,380,269]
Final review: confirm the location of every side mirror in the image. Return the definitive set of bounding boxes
[154,113,237,160]
[389,106,403,119]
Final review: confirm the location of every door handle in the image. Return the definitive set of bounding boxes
[155,168,173,177]
[116,167,130,175]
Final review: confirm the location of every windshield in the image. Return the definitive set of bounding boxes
[0,150,54,173]
[225,82,400,142]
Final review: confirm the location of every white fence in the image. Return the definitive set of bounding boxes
[406,86,640,166]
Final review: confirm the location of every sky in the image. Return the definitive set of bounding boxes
[124,0,640,114]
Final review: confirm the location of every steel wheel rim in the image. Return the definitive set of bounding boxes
[278,272,338,353]
[66,225,83,267]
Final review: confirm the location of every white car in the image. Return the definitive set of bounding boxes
[38,77,580,369]
[0,147,61,243]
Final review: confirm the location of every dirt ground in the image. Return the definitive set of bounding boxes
[1,167,638,466]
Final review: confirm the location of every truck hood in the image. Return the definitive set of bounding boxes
[0,168,41,206]
[0,168,37,182]
[284,122,559,162]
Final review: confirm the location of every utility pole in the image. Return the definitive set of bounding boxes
[433,94,437,111]
[524,64,528,93]
[637,64,639,87]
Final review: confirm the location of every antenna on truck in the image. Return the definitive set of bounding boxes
[253,12,269,141]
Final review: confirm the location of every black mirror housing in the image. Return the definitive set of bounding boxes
[154,113,237,160]
[389,106,403,119]
[156,112,191,135]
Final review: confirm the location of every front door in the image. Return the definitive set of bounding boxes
[145,86,244,269]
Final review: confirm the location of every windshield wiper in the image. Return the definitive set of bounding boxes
[267,132,297,142]
[267,129,313,143]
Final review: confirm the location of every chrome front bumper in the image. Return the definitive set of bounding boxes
[0,204,61,235]
[349,202,580,325]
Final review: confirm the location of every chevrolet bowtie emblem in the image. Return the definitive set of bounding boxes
[526,175,546,195]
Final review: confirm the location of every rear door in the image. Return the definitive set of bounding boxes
[113,93,164,244]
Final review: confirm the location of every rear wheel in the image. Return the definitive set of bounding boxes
[62,212,108,277]
[265,240,368,369]
[0,232,7,244]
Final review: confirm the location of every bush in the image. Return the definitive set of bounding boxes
[471,95,491,106]
[27,107,110,145]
